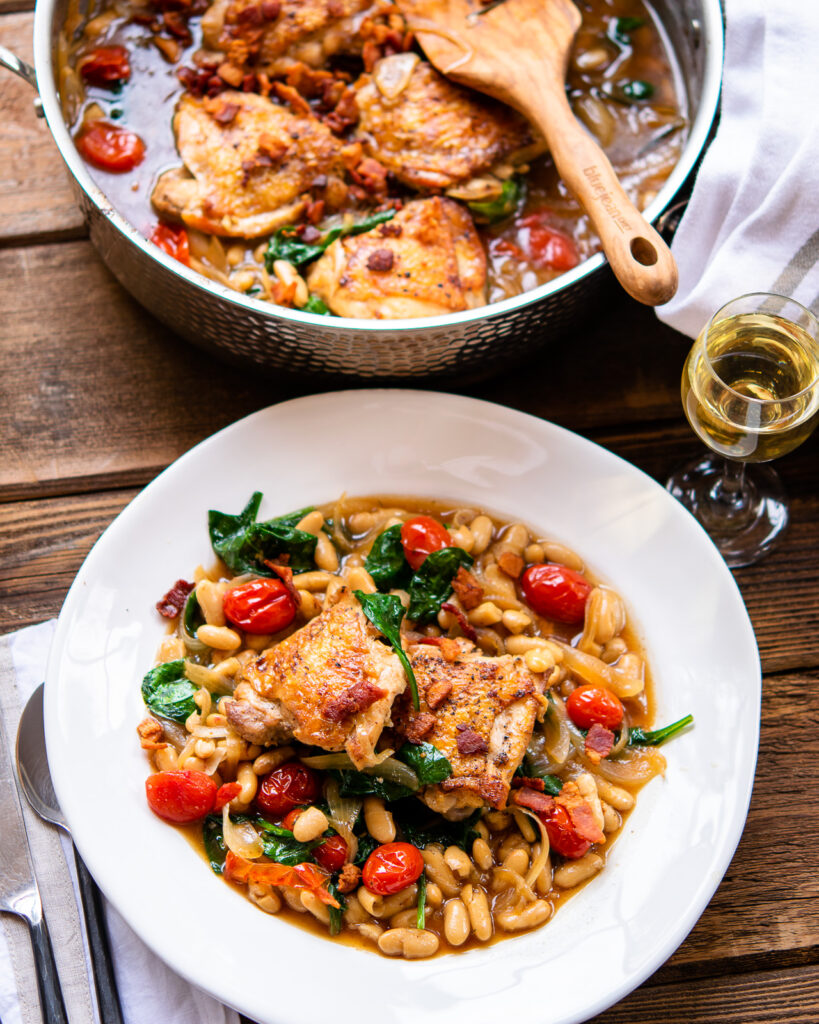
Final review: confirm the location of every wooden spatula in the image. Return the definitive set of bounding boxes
[395,0,678,306]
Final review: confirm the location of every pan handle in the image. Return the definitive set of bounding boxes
[0,43,38,91]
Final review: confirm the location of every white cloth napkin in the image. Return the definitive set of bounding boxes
[0,621,242,1024]
[657,0,819,337]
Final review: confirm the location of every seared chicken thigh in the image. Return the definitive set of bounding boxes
[354,56,543,191]
[226,587,407,768]
[306,196,487,317]
[152,92,345,238]
[397,641,546,818]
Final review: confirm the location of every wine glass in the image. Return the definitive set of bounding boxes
[667,292,819,567]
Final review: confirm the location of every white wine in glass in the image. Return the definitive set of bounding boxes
[668,293,819,567]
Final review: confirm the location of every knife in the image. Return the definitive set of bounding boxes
[0,712,69,1024]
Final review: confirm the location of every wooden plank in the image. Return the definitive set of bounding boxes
[0,12,86,243]
[591,963,819,1023]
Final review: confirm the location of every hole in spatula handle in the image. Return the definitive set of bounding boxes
[630,237,658,266]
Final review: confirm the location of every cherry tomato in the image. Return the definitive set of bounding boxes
[313,834,348,873]
[400,515,450,570]
[149,222,190,267]
[145,770,216,823]
[79,45,131,85]
[75,121,145,173]
[521,563,592,623]
[281,806,308,831]
[518,213,579,272]
[223,578,296,634]
[214,781,242,811]
[256,762,320,819]
[362,842,424,895]
[541,804,592,859]
[566,686,624,731]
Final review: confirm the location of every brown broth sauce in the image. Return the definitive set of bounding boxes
[152,494,660,957]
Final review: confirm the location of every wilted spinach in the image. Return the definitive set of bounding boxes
[397,742,452,786]
[141,659,198,723]
[332,769,415,804]
[353,590,419,709]
[302,294,332,316]
[203,815,228,874]
[393,801,480,851]
[407,547,473,623]
[208,492,318,574]
[352,830,379,867]
[364,524,412,591]
[468,179,521,224]
[628,714,693,746]
[265,209,397,269]
[257,819,317,866]
[183,590,204,637]
[327,882,346,936]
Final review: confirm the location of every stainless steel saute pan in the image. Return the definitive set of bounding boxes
[1,0,723,379]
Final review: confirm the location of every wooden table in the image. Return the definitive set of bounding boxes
[2,6,818,1019]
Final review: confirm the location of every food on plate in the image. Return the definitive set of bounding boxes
[138,493,692,958]
[60,0,687,315]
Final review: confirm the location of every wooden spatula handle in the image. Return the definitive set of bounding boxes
[526,86,678,306]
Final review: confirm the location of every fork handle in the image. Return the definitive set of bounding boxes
[523,81,679,306]
[27,910,69,1024]
[74,848,125,1024]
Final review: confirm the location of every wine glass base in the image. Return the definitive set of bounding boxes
[666,456,789,568]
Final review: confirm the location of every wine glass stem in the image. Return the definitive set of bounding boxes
[710,459,749,513]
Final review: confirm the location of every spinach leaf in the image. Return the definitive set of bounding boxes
[407,547,474,623]
[628,714,693,747]
[183,590,204,637]
[364,524,412,591]
[265,209,397,270]
[468,179,521,224]
[141,659,198,723]
[332,769,415,804]
[203,815,228,874]
[521,755,563,796]
[258,821,316,866]
[328,882,346,936]
[353,590,420,709]
[353,831,379,867]
[416,873,426,929]
[397,742,452,786]
[208,492,318,575]
[393,800,480,851]
[302,294,333,316]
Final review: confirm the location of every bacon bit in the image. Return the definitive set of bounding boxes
[257,71,272,97]
[456,727,489,756]
[306,198,325,224]
[162,11,192,40]
[263,559,302,610]
[403,711,436,743]
[261,0,280,19]
[336,862,361,894]
[511,776,546,791]
[156,578,194,618]
[153,34,180,63]
[402,29,415,51]
[137,717,167,750]
[511,786,555,816]
[584,722,615,763]
[271,278,298,306]
[440,774,506,806]
[212,100,240,124]
[324,680,386,723]
[258,131,289,161]
[284,61,335,98]
[350,157,389,196]
[225,852,340,907]
[440,601,478,642]
[425,677,452,710]
[324,87,358,134]
[362,38,381,70]
[379,221,403,238]
[556,781,605,843]
[237,2,263,24]
[450,568,483,611]
[366,248,394,272]
[272,81,311,116]
[340,141,364,171]
[214,781,242,810]
[217,61,245,87]
[498,551,525,579]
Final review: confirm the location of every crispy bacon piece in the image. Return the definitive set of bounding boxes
[225,852,340,906]
[155,579,194,618]
[136,717,167,750]
[511,786,555,816]
[214,781,242,810]
[584,722,615,763]
[425,677,452,710]
[441,602,478,643]
[556,780,605,843]
[336,862,361,893]
[350,156,388,195]
[403,711,436,743]
[456,726,488,756]
[498,551,525,579]
[451,567,483,611]
[366,248,394,271]
[272,80,311,115]
[511,776,546,791]
[323,679,386,723]
[264,559,302,610]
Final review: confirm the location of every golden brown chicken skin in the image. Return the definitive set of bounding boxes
[354,56,543,191]
[202,0,376,76]
[395,640,546,818]
[151,91,346,239]
[306,196,487,318]
[226,587,407,768]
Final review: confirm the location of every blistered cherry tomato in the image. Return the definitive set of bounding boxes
[362,842,424,895]
[75,121,145,173]
[79,45,131,85]
[214,781,242,811]
[149,222,190,267]
[400,515,450,570]
[281,806,308,831]
[566,686,624,731]
[223,578,296,634]
[145,770,216,823]
[313,834,348,873]
[518,213,579,272]
[256,762,320,819]
[521,563,592,623]
[541,804,592,859]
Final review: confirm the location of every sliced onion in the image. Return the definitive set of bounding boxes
[492,866,536,907]
[373,52,419,99]
[556,642,613,688]
[542,696,571,765]
[325,778,362,863]
[300,752,419,790]
[222,804,264,859]
[180,617,208,656]
[184,661,235,694]
[582,747,666,785]
[518,810,550,889]
[203,747,227,776]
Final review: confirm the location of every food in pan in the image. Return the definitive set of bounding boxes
[60,0,687,316]
[138,493,692,958]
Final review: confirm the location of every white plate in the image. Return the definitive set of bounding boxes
[45,391,760,1024]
